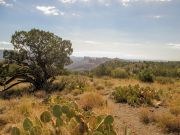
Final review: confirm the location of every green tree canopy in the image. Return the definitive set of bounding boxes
[2,29,73,91]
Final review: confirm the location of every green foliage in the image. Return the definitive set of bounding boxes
[177,68,180,78]
[92,60,180,79]
[12,96,117,135]
[40,111,51,123]
[23,118,33,131]
[104,115,114,124]
[29,126,42,135]
[111,68,128,78]
[52,105,62,118]
[0,62,9,87]
[2,28,73,91]
[12,127,20,135]
[138,70,154,83]
[59,75,88,90]
[93,64,112,77]
[56,117,63,127]
[112,85,161,106]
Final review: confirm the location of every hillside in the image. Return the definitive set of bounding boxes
[0,50,3,60]
[66,56,110,71]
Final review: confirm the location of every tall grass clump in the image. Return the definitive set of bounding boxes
[111,68,128,79]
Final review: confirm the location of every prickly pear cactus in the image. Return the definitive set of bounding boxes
[40,111,51,123]
[29,126,42,135]
[52,105,62,118]
[11,96,117,135]
[12,127,20,135]
[104,115,114,124]
[56,117,63,127]
[23,118,33,131]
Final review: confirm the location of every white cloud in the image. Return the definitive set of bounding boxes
[83,40,102,45]
[36,6,64,16]
[59,0,76,3]
[0,0,13,7]
[0,41,12,49]
[58,0,89,4]
[72,12,81,17]
[168,43,180,49]
[153,15,162,19]
[0,41,11,45]
[119,0,171,7]
[57,0,172,7]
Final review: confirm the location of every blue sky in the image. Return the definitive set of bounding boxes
[0,0,180,61]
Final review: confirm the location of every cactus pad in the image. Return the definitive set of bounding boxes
[104,115,114,125]
[12,127,20,135]
[52,105,62,118]
[40,111,51,123]
[23,118,33,131]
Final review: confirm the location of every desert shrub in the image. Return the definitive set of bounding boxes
[93,64,112,76]
[170,106,180,116]
[96,85,104,90]
[159,113,180,134]
[50,81,67,91]
[112,85,161,106]
[111,68,128,79]
[139,108,157,124]
[79,92,105,111]
[58,75,88,91]
[156,77,174,84]
[140,108,180,134]
[104,81,114,88]
[139,109,151,124]
[12,96,117,135]
[71,89,83,96]
[169,96,180,116]
[177,68,180,78]
[138,70,154,83]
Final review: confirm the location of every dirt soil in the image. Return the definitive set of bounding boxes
[100,90,170,135]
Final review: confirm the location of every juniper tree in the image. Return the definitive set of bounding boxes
[1,29,73,91]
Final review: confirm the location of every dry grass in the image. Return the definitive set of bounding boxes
[0,95,47,134]
[159,113,180,134]
[139,108,157,124]
[139,108,180,134]
[34,90,47,98]
[78,92,105,111]
[168,94,180,116]
[0,76,179,134]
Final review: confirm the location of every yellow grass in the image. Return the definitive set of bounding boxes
[0,76,179,134]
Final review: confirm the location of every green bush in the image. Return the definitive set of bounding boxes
[112,85,161,106]
[138,70,154,83]
[55,75,88,91]
[177,68,180,78]
[111,68,128,79]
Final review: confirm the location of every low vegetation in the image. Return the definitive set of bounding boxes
[11,95,117,135]
[139,108,180,134]
[78,92,105,111]
[112,85,162,106]
[92,60,180,82]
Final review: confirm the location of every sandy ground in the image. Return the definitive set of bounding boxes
[98,90,170,135]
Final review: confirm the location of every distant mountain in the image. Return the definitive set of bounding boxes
[66,56,111,71]
[0,50,110,71]
[0,50,3,60]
